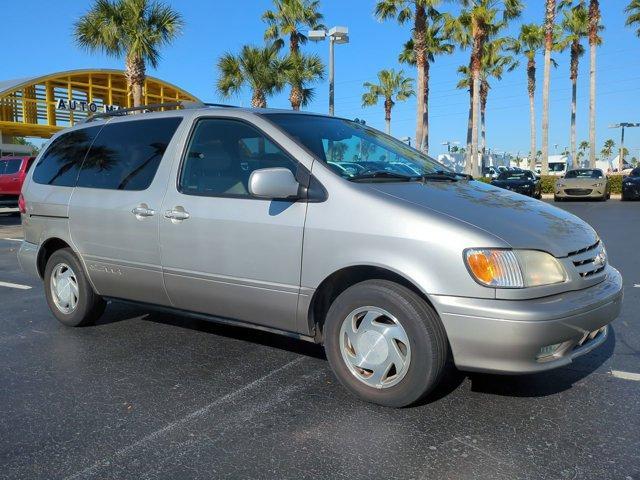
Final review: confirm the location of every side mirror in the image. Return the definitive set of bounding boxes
[249,167,301,200]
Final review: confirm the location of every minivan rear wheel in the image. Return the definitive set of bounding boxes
[44,248,105,327]
[323,280,448,407]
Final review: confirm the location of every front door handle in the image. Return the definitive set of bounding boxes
[164,209,190,221]
[132,205,155,218]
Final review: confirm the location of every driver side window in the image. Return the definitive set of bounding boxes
[179,118,298,198]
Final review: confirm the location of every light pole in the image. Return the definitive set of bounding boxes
[309,26,349,116]
[609,123,640,172]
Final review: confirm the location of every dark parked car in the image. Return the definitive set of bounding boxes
[622,167,640,201]
[491,170,542,198]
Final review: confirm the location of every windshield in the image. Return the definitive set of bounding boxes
[497,171,531,180]
[263,114,448,180]
[549,162,566,172]
[565,169,602,179]
[630,168,640,177]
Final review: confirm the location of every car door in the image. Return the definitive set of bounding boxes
[159,117,307,333]
[69,116,184,306]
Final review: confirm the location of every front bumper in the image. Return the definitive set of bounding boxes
[622,183,640,199]
[431,266,623,374]
[555,186,606,198]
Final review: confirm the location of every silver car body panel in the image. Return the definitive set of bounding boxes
[19,107,624,374]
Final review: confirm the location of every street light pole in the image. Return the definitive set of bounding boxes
[309,26,349,116]
[610,123,640,172]
[328,35,335,116]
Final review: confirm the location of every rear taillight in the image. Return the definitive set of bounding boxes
[18,193,26,214]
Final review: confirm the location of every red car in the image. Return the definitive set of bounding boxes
[0,156,35,207]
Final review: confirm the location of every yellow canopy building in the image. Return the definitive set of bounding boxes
[0,69,199,155]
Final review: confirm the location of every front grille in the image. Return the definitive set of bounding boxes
[567,240,599,257]
[565,188,592,196]
[568,240,607,278]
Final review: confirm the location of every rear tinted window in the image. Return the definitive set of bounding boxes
[33,128,100,186]
[2,159,21,175]
[77,117,181,191]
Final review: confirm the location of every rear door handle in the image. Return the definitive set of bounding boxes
[164,209,190,221]
[132,206,155,218]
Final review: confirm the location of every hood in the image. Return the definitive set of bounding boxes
[367,180,597,257]
[560,177,604,186]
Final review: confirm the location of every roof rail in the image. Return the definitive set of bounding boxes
[81,100,238,123]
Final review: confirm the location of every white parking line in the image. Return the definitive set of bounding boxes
[611,370,640,381]
[1,238,22,242]
[634,284,640,288]
[0,281,32,290]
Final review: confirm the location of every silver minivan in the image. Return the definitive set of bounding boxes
[18,106,623,407]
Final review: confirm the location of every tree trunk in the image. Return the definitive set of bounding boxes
[252,90,267,108]
[468,27,484,178]
[480,81,487,155]
[541,0,556,175]
[413,6,426,151]
[290,85,303,111]
[290,33,299,55]
[420,60,430,153]
[527,56,537,169]
[384,98,392,135]
[125,55,146,108]
[570,44,579,167]
[589,0,600,169]
[466,85,473,151]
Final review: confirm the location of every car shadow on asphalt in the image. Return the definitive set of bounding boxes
[467,328,615,398]
[96,299,615,405]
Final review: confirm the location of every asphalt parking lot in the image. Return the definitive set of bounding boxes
[0,201,639,480]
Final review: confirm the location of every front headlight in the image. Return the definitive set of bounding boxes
[464,249,566,288]
[556,182,564,188]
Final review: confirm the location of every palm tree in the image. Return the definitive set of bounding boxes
[508,24,545,169]
[601,139,615,162]
[263,0,324,54]
[577,140,589,165]
[626,0,640,36]
[262,0,324,110]
[446,0,522,177]
[457,39,517,154]
[74,0,183,108]
[398,22,454,150]
[540,0,557,175]
[375,0,447,153]
[362,69,415,135]
[282,53,325,110]
[216,44,285,108]
[560,3,588,165]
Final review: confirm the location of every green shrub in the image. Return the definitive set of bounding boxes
[540,175,557,194]
[608,175,623,194]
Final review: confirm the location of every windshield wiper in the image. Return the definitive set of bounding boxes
[421,170,459,182]
[349,171,418,182]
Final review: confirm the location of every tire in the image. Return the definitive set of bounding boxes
[554,195,562,202]
[44,248,105,327]
[323,280,448,408]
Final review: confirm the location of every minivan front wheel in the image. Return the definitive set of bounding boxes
[324,280,448,407]
[44,248,105,327]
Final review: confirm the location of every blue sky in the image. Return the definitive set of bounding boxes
[3,0,639,156]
